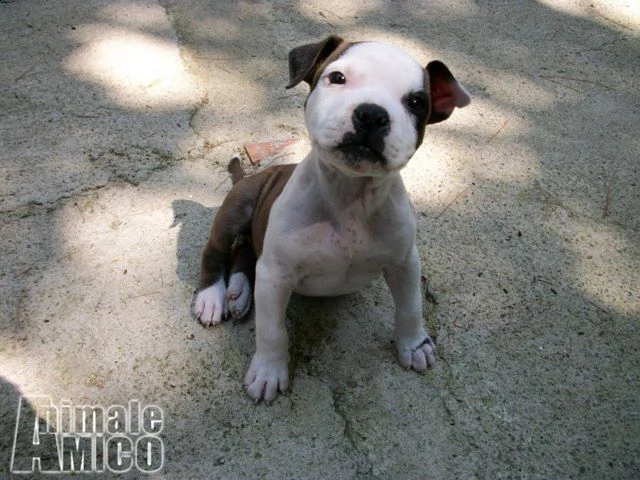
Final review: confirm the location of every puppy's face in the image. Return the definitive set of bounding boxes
[287,36,470,178]
[304,42,428,177]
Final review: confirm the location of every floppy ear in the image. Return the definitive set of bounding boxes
[426,61,471,124]
[286,35,345,89]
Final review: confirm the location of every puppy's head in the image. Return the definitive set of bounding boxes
[287,35,471,177]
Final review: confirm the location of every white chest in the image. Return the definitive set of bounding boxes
[290,219,407,296]
[262,156,416,297]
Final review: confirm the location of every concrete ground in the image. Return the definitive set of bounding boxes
[1,1,638,478]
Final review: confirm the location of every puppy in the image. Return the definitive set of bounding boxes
[195,35,470,402]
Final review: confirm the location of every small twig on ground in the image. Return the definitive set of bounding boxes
[253,72,269,82]
[319,9,343,20]
[435,186,472,220]
[261,151,296,168]
[191,56,234,61]
[17,267,32,278]
[13,286,32,350]
[121,168,135,184]
[14,58,44,82]
[534,181,577,218]
[208,138,238,150]
[487,119,509,143]
[56,249,79,263]
[585,298,612,317]
[539,74,614,91]
[453,319,475,332]
[589,4,633,31]
[533,275,554,285]
[539,77,583,92]
[212,175,231,193]
[602,176,612,218]
[129,291,161,299]
[277,92,305,100]
[75,202,85,223]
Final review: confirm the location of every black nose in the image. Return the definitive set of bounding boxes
[352,103,390,136]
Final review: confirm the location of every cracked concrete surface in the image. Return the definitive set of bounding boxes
[1,1,639,479]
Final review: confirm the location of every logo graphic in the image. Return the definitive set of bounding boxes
[10,396,164,474]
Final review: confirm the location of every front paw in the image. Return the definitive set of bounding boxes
[244,354,289,403]
[194,279,228,326]
[396,334,436,372]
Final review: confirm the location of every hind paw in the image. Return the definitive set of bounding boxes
[226,272,252,319]
[194,279,228,326]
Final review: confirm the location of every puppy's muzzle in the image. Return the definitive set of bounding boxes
[339,103,390,164]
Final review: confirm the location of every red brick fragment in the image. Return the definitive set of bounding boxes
[244,139,300,165]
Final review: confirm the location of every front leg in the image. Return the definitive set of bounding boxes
[383,245,436,371]
[244,257,293,403]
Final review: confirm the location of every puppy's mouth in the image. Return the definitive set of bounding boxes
[338,144,384,162]
[337,138,386,166]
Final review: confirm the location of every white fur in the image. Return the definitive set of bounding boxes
[244,42,437,402]
[194,278,227,326]
[226,272,252,319]
[305,42,425,175]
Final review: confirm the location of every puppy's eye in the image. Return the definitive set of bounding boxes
[328,71,346,85]
[405,94,427,114]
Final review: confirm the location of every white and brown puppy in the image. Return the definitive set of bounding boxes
[195,35,470,402]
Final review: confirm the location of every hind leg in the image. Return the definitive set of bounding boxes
[195,228,233,326]
[195,190,251,326]
[226,237,256,320]
[196,240,254,325]
[195,157,293,326]
[195,157,268,326]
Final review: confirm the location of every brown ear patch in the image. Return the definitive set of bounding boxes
[426,61,471,124]
[286,35,347,89]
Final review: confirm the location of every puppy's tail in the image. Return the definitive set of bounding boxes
[228,155,245,185]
